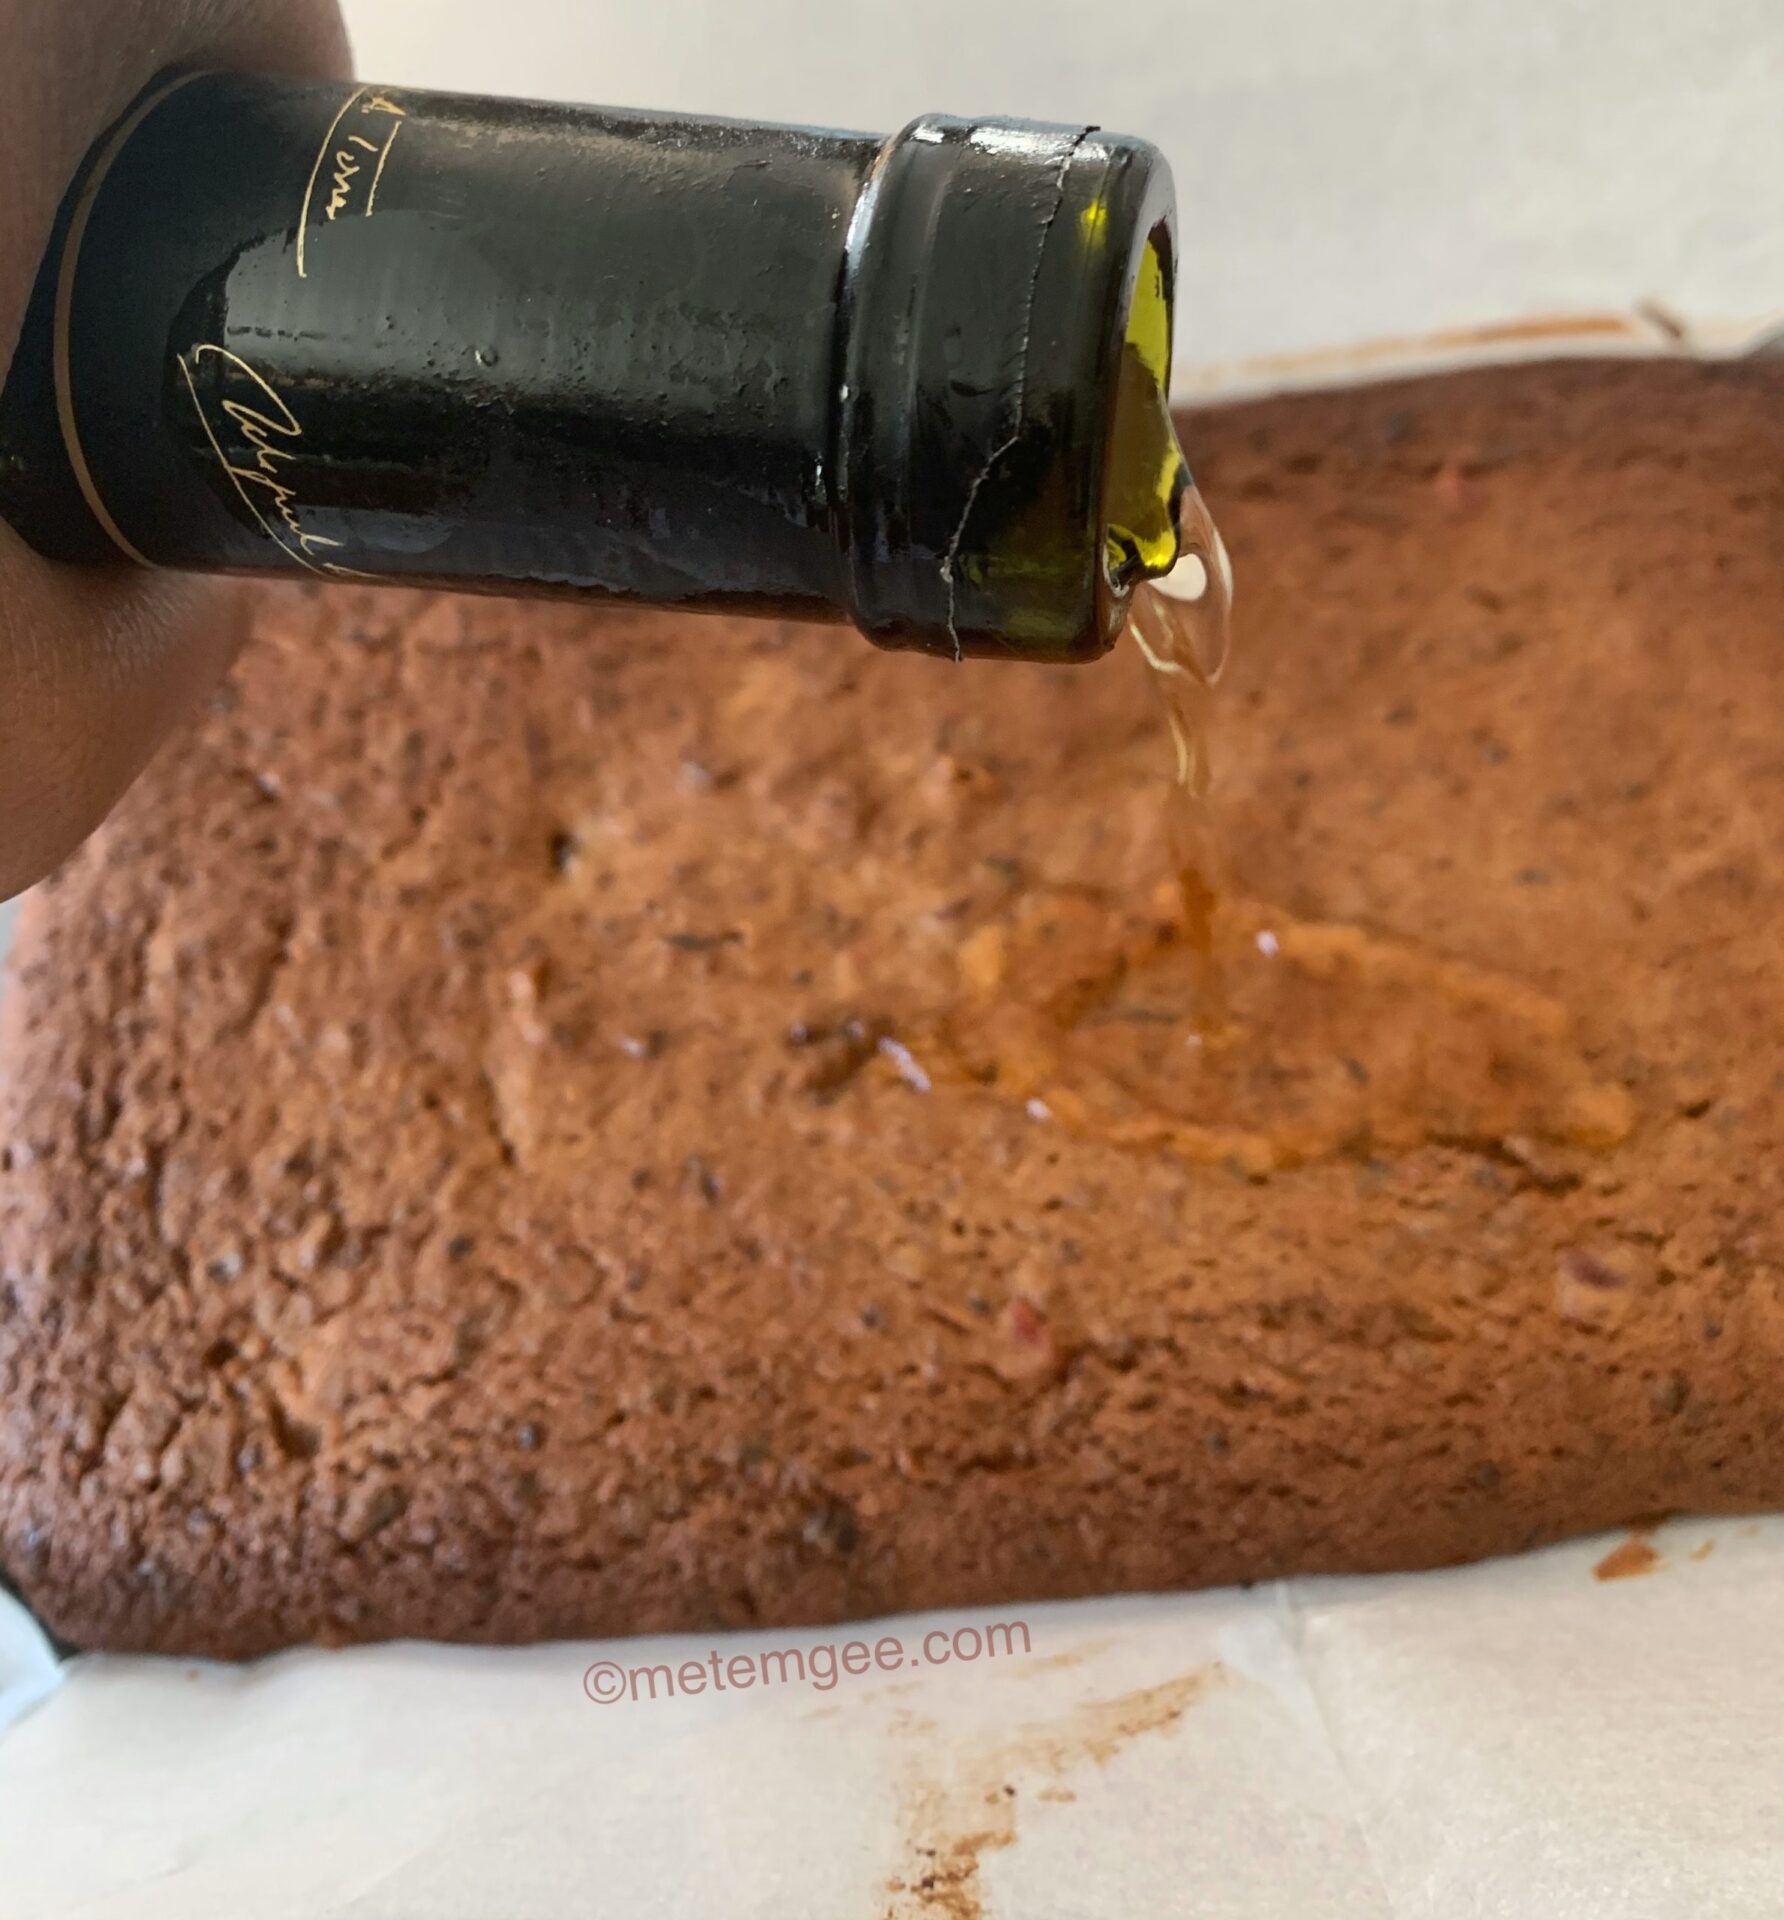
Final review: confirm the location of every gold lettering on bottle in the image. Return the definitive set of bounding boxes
[297,88,407,277]
[177,345,373,578]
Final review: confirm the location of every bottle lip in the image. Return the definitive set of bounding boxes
[1090,170,1185,653]
[834,116,1179,664]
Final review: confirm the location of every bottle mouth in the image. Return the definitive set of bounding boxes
[838,119,1184,664]
[1099,222,1191,620]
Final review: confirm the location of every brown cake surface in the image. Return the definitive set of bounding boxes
[3,358,1782,1657]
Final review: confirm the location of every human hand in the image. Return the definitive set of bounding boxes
[0,0,349,902]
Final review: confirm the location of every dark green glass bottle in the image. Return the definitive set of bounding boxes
[0,73,1190,663]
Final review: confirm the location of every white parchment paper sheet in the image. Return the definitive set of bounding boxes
[3,1514,1781,1917]
[0,1583,58,1738]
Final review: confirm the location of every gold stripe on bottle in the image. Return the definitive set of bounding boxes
[53,70,210,567]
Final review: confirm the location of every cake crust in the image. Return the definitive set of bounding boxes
[3,358,1782,1656]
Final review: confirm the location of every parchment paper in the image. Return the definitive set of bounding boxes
[3,1514,1781,1917]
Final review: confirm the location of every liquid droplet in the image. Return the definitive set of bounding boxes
[1155,549,1208,602]
[1146,484,1232,681]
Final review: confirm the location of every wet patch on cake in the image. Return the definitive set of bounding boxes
[882,877,1636,1180]
[883,1666,1220,1917]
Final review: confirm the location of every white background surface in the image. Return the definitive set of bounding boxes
[343,0,1784,374]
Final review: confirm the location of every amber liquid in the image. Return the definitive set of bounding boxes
[1125,483,1233,1027]
[884,478,1636,1177]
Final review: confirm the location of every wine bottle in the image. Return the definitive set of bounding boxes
[0,73,1190,664]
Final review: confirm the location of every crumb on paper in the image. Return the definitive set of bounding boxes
[1594,1532,1661,1582]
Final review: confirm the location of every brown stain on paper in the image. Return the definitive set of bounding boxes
[883,1665,1222,1918]
[1009,1637,1116,1678]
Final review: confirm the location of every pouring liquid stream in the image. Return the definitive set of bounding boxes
[1093,230,1236,1027]
[879,307,1635,1173]
[1127,484,1235,1034]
